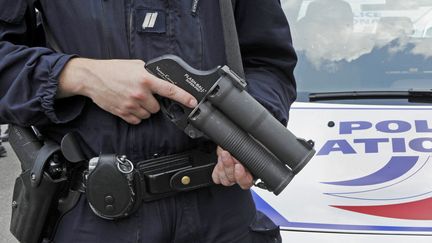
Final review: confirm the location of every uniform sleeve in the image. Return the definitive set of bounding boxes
[0,0,85,126]
[235,0,297,126]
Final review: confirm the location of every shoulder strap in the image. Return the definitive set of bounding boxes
[231,0,237,9]
[23,0,38,46]
[219,0,245,79]
[24,0,60,51]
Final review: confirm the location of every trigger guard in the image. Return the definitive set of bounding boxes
[159,98,192,131]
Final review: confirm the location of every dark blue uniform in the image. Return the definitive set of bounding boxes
[0,0,297,242]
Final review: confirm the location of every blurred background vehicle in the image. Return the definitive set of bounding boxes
[253,1,432,242]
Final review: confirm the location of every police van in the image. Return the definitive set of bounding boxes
[253,0,432,242]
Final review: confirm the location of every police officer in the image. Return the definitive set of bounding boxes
[0,0,297,242]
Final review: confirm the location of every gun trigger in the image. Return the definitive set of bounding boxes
[160,99,185,120]
[159,98,193,132]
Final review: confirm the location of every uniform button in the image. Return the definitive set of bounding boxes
[152,153,160,158]
[105,195,114,204]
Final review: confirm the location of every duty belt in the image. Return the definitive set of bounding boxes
[83,147,217,220]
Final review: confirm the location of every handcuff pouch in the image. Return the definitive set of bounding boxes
[85,154,143,220]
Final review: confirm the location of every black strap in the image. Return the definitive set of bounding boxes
[25,0,61,52]
[219,0,245,79]
[30,141,60,187]
[24,0,38,46]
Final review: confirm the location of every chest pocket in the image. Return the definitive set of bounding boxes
[131,0,203,68]
[37,0,129,58]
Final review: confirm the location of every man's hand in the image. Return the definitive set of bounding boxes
[212,146,254,190]
[57,58,197,124]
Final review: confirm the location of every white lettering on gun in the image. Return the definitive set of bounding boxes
[184,73,207,93]
[155,66,176,84]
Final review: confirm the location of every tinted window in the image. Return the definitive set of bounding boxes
[282,0,432,98]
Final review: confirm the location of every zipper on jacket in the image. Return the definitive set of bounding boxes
[127,0,134,58]
[191,0,200,16]
[99,0,112,58]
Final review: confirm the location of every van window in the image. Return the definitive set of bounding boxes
[282,0,432,104]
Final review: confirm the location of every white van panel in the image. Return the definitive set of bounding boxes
[254,102,432,237]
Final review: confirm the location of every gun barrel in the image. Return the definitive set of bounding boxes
[208,73,315,173]
[144,55,315,194]
[190,102,294,195]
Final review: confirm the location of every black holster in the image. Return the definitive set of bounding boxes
[10,171,66,243]
[8,126,79,243]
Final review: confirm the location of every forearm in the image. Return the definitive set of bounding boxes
[236,0,297,125]
[0,0,87,126]
[0,41,83,126]
[245,67,296,125]
[57,58,93,99]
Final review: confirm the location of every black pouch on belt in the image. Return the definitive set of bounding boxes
[85,154,144,220]
[137,148,217,202]
[85,146,217,219]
